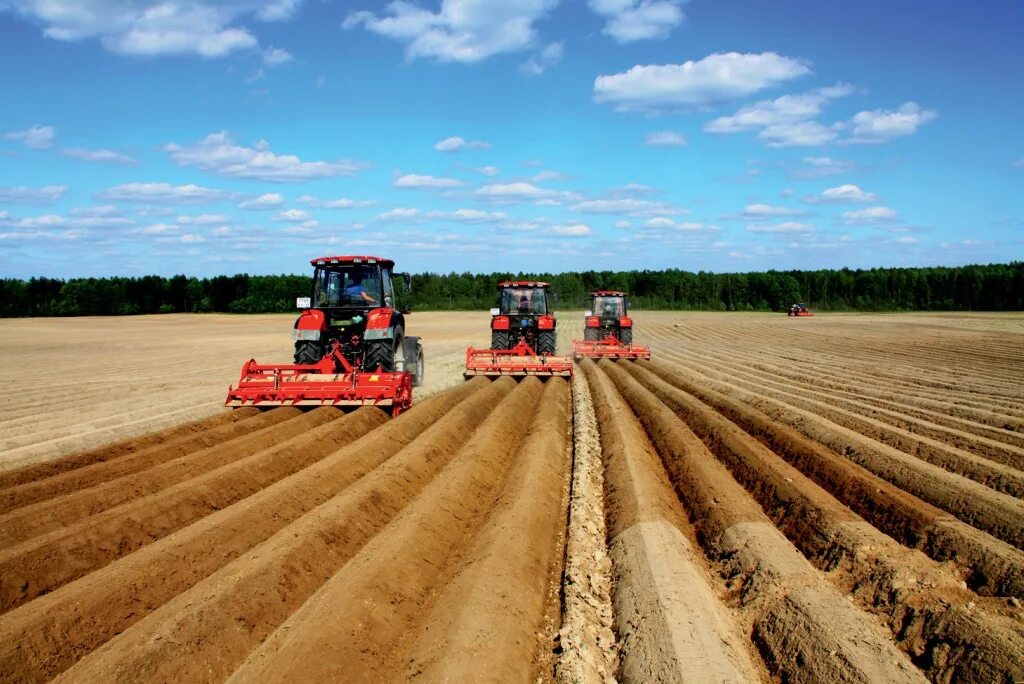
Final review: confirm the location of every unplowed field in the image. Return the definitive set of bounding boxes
[1,311,1021,682]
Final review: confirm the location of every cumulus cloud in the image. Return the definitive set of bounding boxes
[164,132,366,182]
[272,208,312,222]
[297,195,376,208]
[424,208,509,224]
[69,216,136,229]
[841,102,936,144]
[643,217,715,230]
[393,173,464,189]
[477,165,501,176]
[551,223,592,236]
[238,193,284,209]
[747,221,814,233]
[704,83,852,134]
[519,41,563,76]
[176,213,230,225]
[644,131,687,147]
[343,0,558,63]
[60,147,137,164]
[4,124,55,149]
[475,182,581,204]
[433,136,491,152]
[593,52,811,113]
[571,198,687,216]
[0,185,68,205]
[740,203,809,218]
[804,184,878,204]
[375,207,421,222]
[99,182,232,204]
[789,156,855,179]
[840,206,900,225]
[758,120,837,148]
[589,0,685,43]
[262,45,293,66]
[0,1,302,57]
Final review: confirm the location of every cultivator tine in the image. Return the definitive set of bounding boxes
[571,337,651,361]
[464,340,573,379]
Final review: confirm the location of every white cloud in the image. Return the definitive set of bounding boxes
[475,182,581,204]
[644,130,687,147]
[394,173,464,189]
[593,52,811,113]
[297,195,375,208]
[643,217,715,230]
[343,0,558,64]
[895,236,919,244]
[531,170,567,182]
[571,198,687,216]
[262,45,293,66]
[789,156,855,179]
[615,220,632,228]
[164,132,366,182]
[238,193,284,209]
[0,1,301,58]
[758,120,837,148]
[840,206,900,225]
[519,41,563,76]
[551,223,592,236]
[841,102,937,144]
[4,124,55,149]
[589,0,685,43]
[424,208,509,223]
[176,213,230,225]
[704,83,852,134]
[272,208,312,222]
[69,216,136,229]
[100,182,232,204]
[477,165,501,176]
[747,221,814,233]
[0,185,68,205]
[804,184,878,204]
[60,147,137,164]
[68,205,120,217]
[375,207,421,222]
[605,182,657,197]
[741,203,808,218]
[433,136,490,152]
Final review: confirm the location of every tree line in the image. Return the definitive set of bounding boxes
[1,262,1020,317]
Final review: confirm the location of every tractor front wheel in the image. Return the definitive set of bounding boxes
[537,330,556,355]
[294,340,322,365]
[364,328,402,372]
[491,330,510,350]
[619,328,633,345]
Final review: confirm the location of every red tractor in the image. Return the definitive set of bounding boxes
[226,255,424,415]
[788,303,813,317]
[572,290,650,361]
[464,281,572,378]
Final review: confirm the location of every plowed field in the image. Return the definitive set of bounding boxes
[1,311,1021,683]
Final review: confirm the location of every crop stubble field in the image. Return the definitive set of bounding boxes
[0,311,1022,682]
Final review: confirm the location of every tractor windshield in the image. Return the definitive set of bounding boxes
[593,296,624,318]
[313,265,383,307]
[499,287,548,315]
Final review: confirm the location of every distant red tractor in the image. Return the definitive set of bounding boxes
[788,303,813,317]
[572,290,650,361]
[226,255,423,415]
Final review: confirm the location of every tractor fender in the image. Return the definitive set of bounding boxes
[364,307,400,340]
[491,315,510,331]
[619,316,633,328]
[537,314,556,330]
[293,309,326,342]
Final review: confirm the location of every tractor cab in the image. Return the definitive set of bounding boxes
[498,283,549,316]
[584,290,633,343]
[488,281,557,355]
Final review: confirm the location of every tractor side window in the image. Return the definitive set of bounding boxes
[314,269,343,307]
[380,269,395,307]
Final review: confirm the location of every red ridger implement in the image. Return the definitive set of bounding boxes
[226,342,412,416]
[572,335,651,361]
[464,339,573,379]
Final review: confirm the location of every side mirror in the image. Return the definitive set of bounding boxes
[296,296,311,309]
[489,307,500,316]
[394,272,412,293]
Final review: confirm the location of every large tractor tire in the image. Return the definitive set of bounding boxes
[491,330,510,350]
[537,330,556,355]
[619,328,633,345]
[584,328,600,341]
[364,328,402,372]
[401,336,425,387]
[294,340,322,365]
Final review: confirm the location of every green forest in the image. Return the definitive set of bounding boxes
[1,262,1020,317]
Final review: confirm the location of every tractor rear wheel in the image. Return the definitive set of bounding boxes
[364,328,402,372]
[584,328,600,341]
[537,330,556,355]
[294,340,321,365]
[619,328,633,345]
[491,330,510,350]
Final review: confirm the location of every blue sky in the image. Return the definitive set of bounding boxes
[1,0,1022,278]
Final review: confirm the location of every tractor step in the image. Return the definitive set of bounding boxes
[464,339,573,379]
[571,336,651,361]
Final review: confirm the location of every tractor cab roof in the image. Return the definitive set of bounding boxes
[590,290,628,297]
[498,281,550,288]
[311,255,395,269]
